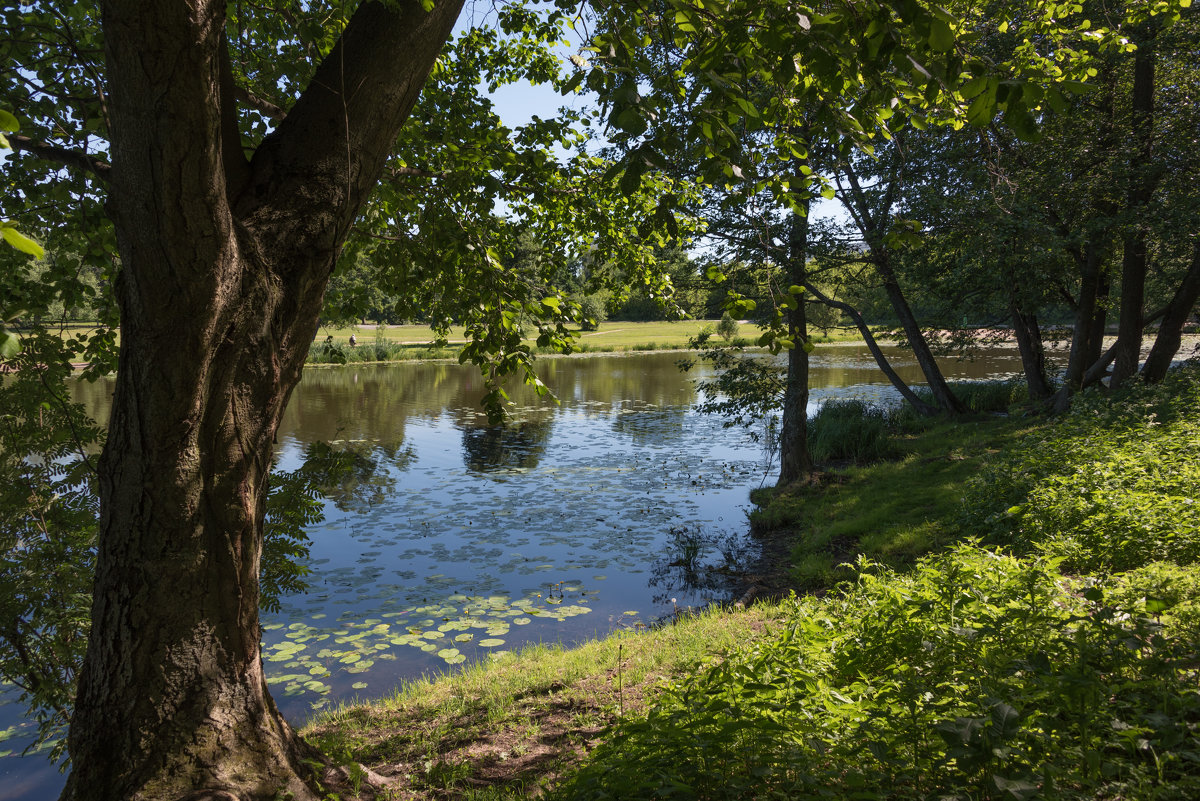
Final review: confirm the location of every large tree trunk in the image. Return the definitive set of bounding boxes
[777,206,813,485]
[1141,241,1200,382]
[64,2,463,799]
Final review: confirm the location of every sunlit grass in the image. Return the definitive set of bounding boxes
[307,320,864,362]
[751,414,1042,588]
[303,602,787,797]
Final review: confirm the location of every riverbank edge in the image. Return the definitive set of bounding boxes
[299,325,870,369]
[300,412,1025,798]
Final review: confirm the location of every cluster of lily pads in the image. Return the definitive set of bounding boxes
[262,590,592,707]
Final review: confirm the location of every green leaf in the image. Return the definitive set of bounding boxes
[929,19,954,52]
[0,108,17,133]
[960,76,989,100]
[560,71,585,96]
[619,157,645,196]
[419,0,435,12]
[0,328,20,359]
[1003,101,1039,142]
[615,107,647,136]
[966,88,997,127]
[1,224,46,259]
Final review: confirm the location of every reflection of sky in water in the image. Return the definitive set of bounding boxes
[1,345,1050,797]
[262,402,766,719]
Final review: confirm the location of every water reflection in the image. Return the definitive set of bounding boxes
[648,525,754,608]
[0,345,1053,801]
[462,420,552,473]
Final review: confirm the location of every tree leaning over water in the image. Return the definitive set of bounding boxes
[60,2,466,798]
[3,0,698,794]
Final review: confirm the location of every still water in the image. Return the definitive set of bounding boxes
[0,344,1040,799]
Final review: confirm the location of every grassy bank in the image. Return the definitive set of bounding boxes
[750,381,1042,590]
[304,320,863,365]
[306,366,1200,800]
[303,604,788,799]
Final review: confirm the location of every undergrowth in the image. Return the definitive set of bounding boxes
[555,367,1200,800]
[555,547,1200,801]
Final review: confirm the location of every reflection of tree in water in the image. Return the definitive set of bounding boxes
[611,405,687,446]
[291,440,411,513]
[648,525,755,606]
[461,420,552,473]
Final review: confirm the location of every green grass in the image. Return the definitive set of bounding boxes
[304,321,865,365]
[751,413,1042,588]
[302,603,787,798]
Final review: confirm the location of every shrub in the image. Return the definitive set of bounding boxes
[911,377,1030,414]
[716,312,739,342]
[576,293,607,331]
[555,546,1200,801]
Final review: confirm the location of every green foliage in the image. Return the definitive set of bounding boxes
[574,293,608,331]
[306,336,462,364]
[556,545,1200,800]
[966,364,1200,571]
[0,338,101,763]
[678,333,785,438]
[900,378,1033,417]
[807,399,899,464]
[715,312,739,342]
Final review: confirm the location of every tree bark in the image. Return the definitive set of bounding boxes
[1110,27,1158,388]
[63,2,464,799]
[777,206,813,485]
[1141,241,1200,382]
[1009,298,1052,402]
[1054,242,1109,413]
[874,252,967,414]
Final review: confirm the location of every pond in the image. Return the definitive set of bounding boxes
[0,343,1046,799]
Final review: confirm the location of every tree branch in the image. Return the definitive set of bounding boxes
[9,134,111,181]
[234,85,286,122]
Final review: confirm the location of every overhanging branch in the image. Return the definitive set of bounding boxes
[10,134,111,182]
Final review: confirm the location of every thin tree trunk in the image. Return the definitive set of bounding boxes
[1009,298,1052,402]
[1054,243,1109,412]
[1141,242,1200,382]
[801,283,938,416]
[777,205,813,485]
[838,155,963,415]
[874,253,967,414]
[1110,28,1158,387]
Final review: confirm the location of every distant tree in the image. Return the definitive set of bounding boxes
[717,311,740,341]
